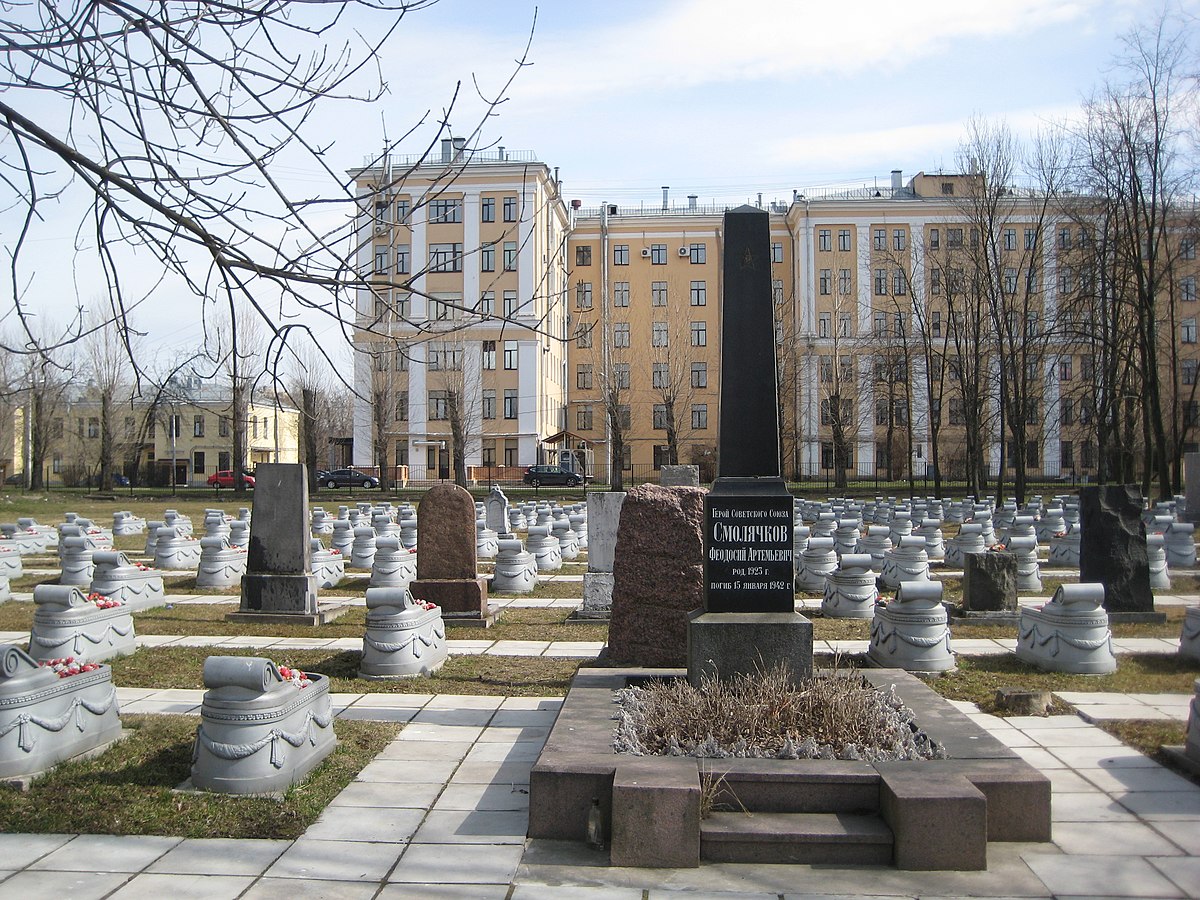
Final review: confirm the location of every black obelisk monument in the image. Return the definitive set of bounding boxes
[687,206,813,685]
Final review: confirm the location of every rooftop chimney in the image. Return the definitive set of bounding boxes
[661,186,670,211]
[756,192,763,208]
[440,138,453,163]
[891,169,903,192]
[452,137,466,161]
[793,189,800,202]
[688,194,697,211]
[498,145,505,160]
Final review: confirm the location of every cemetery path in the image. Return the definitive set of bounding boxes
[0,690,1196,898]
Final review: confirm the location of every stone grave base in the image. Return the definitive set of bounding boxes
[226,602,350,626]
[1162,746,1200,779]
[441,605,499,628]
[565,609,610,625]
[1,728,132,791]
[1104,610,1167,624]
[528,666,1050,871]
[687,610,813,686]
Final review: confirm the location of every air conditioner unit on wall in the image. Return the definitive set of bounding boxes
[678,247,689,256]
[641,248,652,258]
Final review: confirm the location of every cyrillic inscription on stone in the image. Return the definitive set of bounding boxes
[704,495,794,613]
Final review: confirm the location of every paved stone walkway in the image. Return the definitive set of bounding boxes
[0,693,1197,899]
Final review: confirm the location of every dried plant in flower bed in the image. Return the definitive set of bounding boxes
[613,663,944,762]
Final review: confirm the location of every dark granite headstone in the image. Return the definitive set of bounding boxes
[232,463,328,624]
[962,552,1018,612]
[1079,485,1153,613]
[690,206,810,685]
[408,484,492,625]
[1186,453,1200,524]
[607,484,705,667]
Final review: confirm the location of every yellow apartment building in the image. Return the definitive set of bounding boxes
[351,151,1200,486]
[349,140,571,481]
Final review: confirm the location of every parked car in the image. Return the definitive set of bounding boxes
[319,468,380,489]
[207,470,255,488]
[89,473,130,487]
[522,464,583,488]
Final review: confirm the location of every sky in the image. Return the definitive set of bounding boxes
[2,0,1194,372]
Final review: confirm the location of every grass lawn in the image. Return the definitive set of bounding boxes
[0,715,398,839]
[109,646,588,696]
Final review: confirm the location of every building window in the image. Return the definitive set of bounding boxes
[931,310,942,338]
[428,342,463,370]
[1061,398,1074,425]
[773,279,784,305]
[690,280,706,306]
[503,389,518,419]
[1185,359,1198,386]
[874,269,887,296]
[893,228,907,251]
[429,198,462,223]
[193,415,204,437]
[428,296,462,321]
[1059,267,1075,294]
[613,244,629,265]
[614,322,631,348]
[614,364,630,389]
[429,390,448,420]
[503,241,517,271]
[1058,227,1071,250]
[481,197,495,222]
[578,405,593,431]
[818,229,831,252]
[482,340,496,371]
[1184,318,1197,344]
[819,269,831,295]
[873,228,886,251]
[87,417,100,439]
[481,243,495,271]
[948,228,963,249]
[395,392,408,421]
[1182,276,1197,303]
[929,228,940,250]
[1025,228,1038,250]
[771,242,783,263]
[1060,440,1074,469]
[396,244,410,274]
[614,282,630,307]
[617,403,631,428]
[651,244,667,265]
[576,324,592,349]
[652,363,668,389]
[690,243,706,264]
[690,321,707,346]
[893,269,907,295]
[838,314,852,337]
[1004,228,1016,251]
[374,245,388,274]
[817,312,830,338]
[576,282,593,309]
[1004,267,1018,294]
[691,361,707,388]
[948,397,965,425]
[838,269,851,295]
[429,243,463,272]
[503,196,517,222]
[1026,268,1041,294]
[691,404,708,429]
[481,444,495,468]
[219,417,229,437]
[482,390,496,420]
[575,245,592,266]
[577,364,593,390]
[652,321,668,347]
[838,229,851,252]
[1183,238,1196,260]
[653,404,668,430]
[651,282,668,306]
[1026,312,1040,337]
[503,290,518,318]
[819,356,832,383]
[874,312,886,336]
[504,340,519,369]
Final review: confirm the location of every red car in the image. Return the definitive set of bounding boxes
[207,470,255,488]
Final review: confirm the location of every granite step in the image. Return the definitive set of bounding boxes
[703,759,881,814]
[700,811,893,865]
